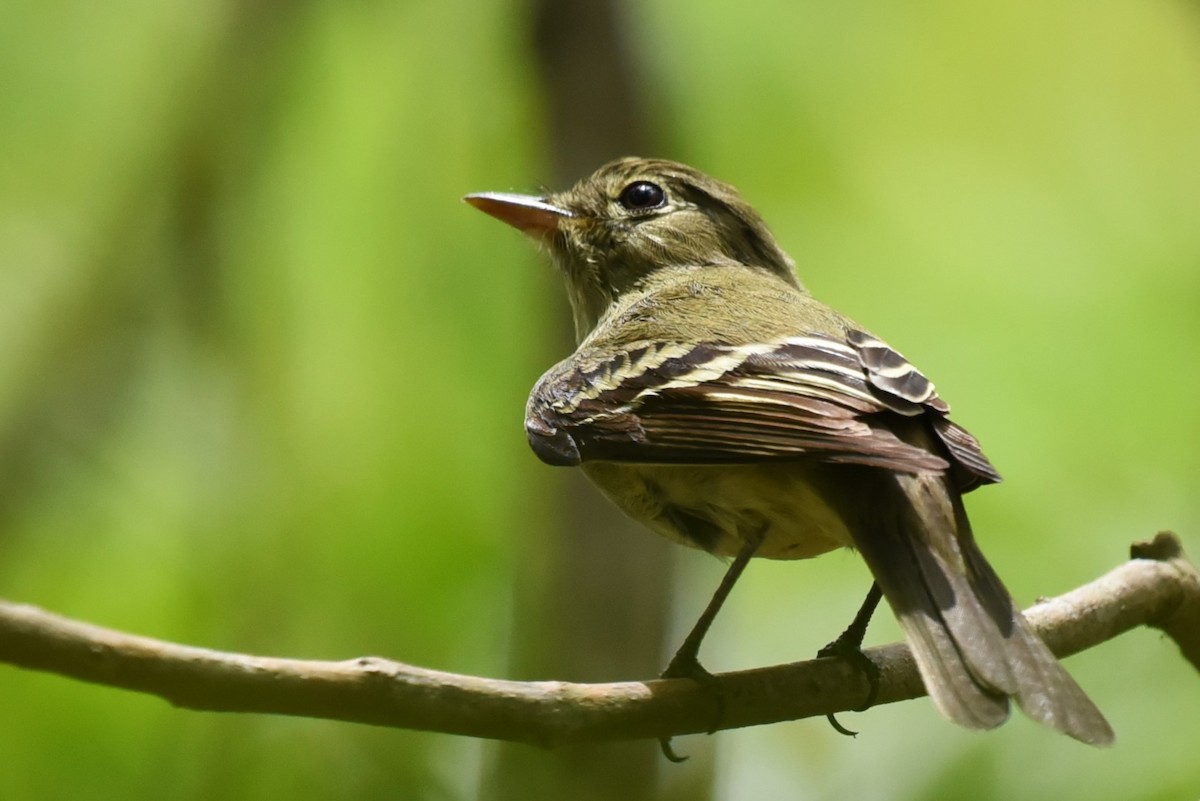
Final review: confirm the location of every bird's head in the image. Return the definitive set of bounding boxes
[466,157,799,338]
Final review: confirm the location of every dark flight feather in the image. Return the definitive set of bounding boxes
[526,331,998,488]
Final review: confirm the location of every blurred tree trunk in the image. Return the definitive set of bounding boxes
[483,2,713,800]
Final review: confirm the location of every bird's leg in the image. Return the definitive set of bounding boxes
[662,535,762,681]
[817,581,884,736]
[658,534,762,762]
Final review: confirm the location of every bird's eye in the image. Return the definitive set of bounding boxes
[618,181,666,211]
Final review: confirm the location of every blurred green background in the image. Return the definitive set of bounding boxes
[1,0,1198,799]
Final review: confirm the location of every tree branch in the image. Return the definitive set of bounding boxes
[1,532,1196,748]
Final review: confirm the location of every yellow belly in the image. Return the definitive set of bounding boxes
[581,461,853,560]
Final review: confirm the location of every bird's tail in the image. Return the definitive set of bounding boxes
[850,470,1114,745]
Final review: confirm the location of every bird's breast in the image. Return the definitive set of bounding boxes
[580,461,854,560]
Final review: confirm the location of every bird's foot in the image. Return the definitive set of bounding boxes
[657,651,724,762]
[817,628,881,737]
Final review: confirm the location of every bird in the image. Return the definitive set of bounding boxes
[464,157,1113,746]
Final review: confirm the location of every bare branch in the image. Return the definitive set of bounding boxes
[0,533,1196,748]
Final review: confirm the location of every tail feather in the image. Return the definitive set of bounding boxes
[848,470,1113,746]
[959,534,1114,745]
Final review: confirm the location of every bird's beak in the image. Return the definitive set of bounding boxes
[463,192,572,241]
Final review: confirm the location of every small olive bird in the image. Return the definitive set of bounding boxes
[465,157,1113,745]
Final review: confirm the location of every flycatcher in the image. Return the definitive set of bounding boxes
[465,157,1113,745]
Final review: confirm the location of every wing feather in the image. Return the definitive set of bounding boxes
[527,331,1000,487]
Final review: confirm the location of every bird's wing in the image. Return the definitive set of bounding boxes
[526,330,1001,487]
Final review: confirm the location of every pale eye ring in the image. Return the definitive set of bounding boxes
[618,181,666,211]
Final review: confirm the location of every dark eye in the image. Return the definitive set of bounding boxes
[618,181,666,211]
